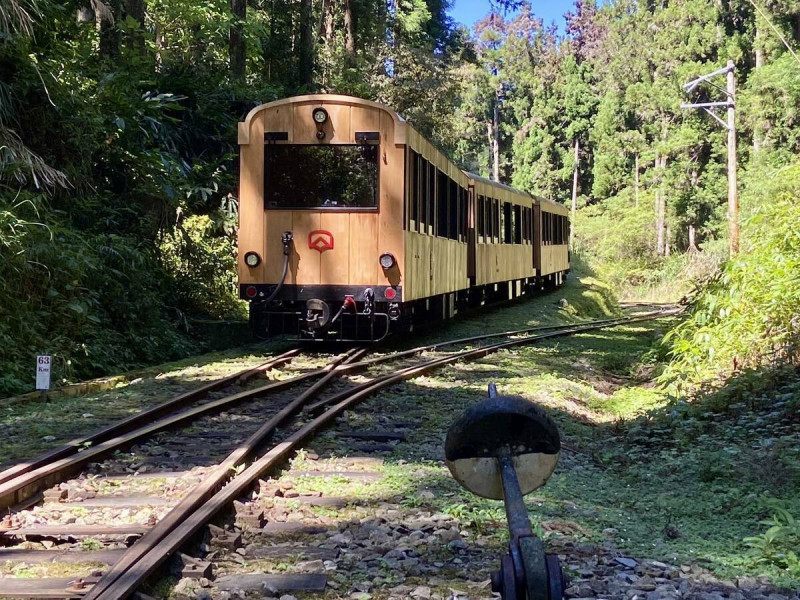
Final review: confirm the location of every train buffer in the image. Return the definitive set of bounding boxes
[444,383,567,600]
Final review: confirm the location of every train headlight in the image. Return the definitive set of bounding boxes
[244,252,261,267]
[379,252,396,269]
[312,108,328,125]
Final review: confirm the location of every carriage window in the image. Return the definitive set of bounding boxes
[460,187,468,241]
[409,151,419,228]
[521,208,528,243]
[499,201,505,244]
[544,213,552,245]
[514,205,522,244]
[425,160,435,234]
[449,180,458,240]
[437,170,448,238]
[502,202,512,244]
[264,144,378,209]
[492,198,500,243]
[527,208,533,243]
[477,195,485,239]
[544,213,550,245]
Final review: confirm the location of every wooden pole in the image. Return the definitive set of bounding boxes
[492,95,500,182]
[727,60,739,255]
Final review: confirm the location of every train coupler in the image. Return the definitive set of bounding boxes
[444,384,566,600]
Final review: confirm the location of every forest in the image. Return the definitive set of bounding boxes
[0,0,798,400]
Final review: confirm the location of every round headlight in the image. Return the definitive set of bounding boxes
[312,108,328,124]
[244,251,261,267]
[379,253,396,269]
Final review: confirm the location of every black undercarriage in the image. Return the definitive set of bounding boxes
[244,274,567,343]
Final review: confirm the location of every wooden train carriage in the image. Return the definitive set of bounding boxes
[402,130,471,309]
[238,94,570,341]
[470,173,536,289]
[536,198,570,283]
[238,95,410,340]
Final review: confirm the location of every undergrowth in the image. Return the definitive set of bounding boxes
[662,163,800,392]
[573,190,726,302]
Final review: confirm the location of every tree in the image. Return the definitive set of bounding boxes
[96,0,121,61]
[123,0,145,55]
[230,0,246,80]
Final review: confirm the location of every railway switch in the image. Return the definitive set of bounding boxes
[444,384,566,600]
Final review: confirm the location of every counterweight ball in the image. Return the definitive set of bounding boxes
[444,395,561,500]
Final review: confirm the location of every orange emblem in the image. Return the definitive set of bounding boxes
[308,230,334,252]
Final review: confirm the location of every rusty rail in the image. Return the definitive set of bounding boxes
[85,309,676,599]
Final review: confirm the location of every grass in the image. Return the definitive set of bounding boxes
[2,259,798,592]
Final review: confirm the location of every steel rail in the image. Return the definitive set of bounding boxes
[0,310,672,511]
[82,347,366,600]
[0,349,299,488]
[0,351,336,510]
[309,310,673,413]
[0,312,646,498]
[331,312,664,374]
[88,309,675,599]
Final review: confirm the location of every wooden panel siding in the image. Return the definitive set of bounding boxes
[239,96,403,289]
[239,94,570,304]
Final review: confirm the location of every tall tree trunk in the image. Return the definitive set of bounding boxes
[664,222,671,257]
[491,95,500,182]
[634,151,639,207]
[264,0,277,82]
[794,12,800,44]
[344,0,355,55]
[298,0,314,86]
[688,224,698,253]
[655,154,666,256]
[230,0,246,80]
[755,23,764,68]
[570,138,579,248]
[94,0,120,62]
[123,0,145,55]
[154,22,163,70]
[321,0,334,40]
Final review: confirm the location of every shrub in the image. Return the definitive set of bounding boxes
[662,163,800,391]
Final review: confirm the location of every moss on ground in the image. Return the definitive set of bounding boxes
[3,262,798,590]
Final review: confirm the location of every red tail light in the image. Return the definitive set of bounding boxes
[245,286,258,299]
[384,287,397,300]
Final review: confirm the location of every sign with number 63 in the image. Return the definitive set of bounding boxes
[36,355,51,391]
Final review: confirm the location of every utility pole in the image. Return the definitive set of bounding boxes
[681,61,738,256]
[726,62,739,254]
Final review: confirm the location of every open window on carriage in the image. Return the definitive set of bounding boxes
[264,144,379,210]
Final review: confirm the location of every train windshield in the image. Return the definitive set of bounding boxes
[264,144,378,209]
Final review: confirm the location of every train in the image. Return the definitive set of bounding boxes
[237,95,570,342]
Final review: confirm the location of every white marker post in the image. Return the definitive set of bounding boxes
[36,354,51,400]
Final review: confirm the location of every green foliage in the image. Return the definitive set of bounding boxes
[0,192,196,395]
[0,0,471,396]
[159,208,244,320]
[743,499,800,577]
[663,164,800,390]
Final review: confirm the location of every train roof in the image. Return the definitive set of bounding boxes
[239,94,407,145]
[465,172,567,213]
[239,95,567,216]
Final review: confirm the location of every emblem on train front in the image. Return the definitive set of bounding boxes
[308,230,334,252]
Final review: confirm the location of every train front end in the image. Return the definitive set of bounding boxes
[237,96,405,342]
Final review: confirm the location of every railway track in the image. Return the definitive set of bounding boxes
[0,308,678,599]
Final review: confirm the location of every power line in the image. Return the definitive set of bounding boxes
[749,0,800,67]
